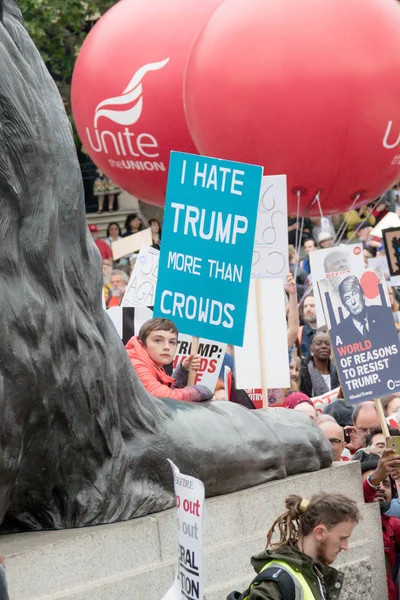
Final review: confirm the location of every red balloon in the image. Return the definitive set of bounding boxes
[71,0,222,206]
[184,0,400,215]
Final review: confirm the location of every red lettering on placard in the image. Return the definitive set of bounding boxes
[199,358,208,371]
[337,340,372,355]
[208,359,217,373]
[183,498,201,516]
[245,388,263,409]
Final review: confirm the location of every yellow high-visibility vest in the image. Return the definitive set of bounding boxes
[243,559,316,600]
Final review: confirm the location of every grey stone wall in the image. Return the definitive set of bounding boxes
[1,462,387,600]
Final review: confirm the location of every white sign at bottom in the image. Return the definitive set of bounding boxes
[161,460,205,600]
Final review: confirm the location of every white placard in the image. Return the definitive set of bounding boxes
[235,278,289,389]
[370,212,400,239]
[162,460,205,600]
[121,245,159,307]
[252,175,288,278]
[310,243,365,327]
[173,336,226,389]
[111,228,152,260]
[312,387,340,415]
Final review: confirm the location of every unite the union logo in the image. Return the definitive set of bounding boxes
[85,57,170,173]
[94,57,170,127]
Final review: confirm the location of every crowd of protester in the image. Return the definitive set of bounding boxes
[84,186,400,598]
[3,193,400,599]
[89,212,162,308]
[93,187,400,407]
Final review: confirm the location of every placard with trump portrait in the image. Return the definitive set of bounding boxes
[310,243,364,328]
[318,270,400,405]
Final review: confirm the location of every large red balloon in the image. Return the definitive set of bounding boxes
[184,0,400,215]
[71,0,222,206]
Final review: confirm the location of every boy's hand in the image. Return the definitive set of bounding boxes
[182,354,201,372]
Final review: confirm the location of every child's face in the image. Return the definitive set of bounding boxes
[144,329,178,366]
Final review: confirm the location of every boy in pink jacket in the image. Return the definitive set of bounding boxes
[126,318,213,402]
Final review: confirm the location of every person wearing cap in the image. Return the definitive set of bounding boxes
[227,493,360,600]
[317,231,333,249]
[286,392,317,421]
[311,216,336,247]
[361,451,400,600]
[353,221,373,243]
[323,399,353,427]
[88,224,113,261]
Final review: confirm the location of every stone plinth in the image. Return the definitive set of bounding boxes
[1,462,387,600]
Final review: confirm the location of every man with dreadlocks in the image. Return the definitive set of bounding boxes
[227,493,360,600]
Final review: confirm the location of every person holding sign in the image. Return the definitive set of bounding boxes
[227,493,359,600]
[126,318,213,402]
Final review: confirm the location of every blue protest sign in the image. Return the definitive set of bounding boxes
[153,151,263,345]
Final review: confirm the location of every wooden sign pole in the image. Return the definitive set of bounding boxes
[255,279,268,408]
[374,397,390,439]
[188,336,200,386]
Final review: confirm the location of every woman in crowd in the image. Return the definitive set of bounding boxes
[126,317,213,402]
[300,330,339,398]
[123,213,143,237]
[150,218,162,250]
[105,222,122,247]
[289,355,301,391]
